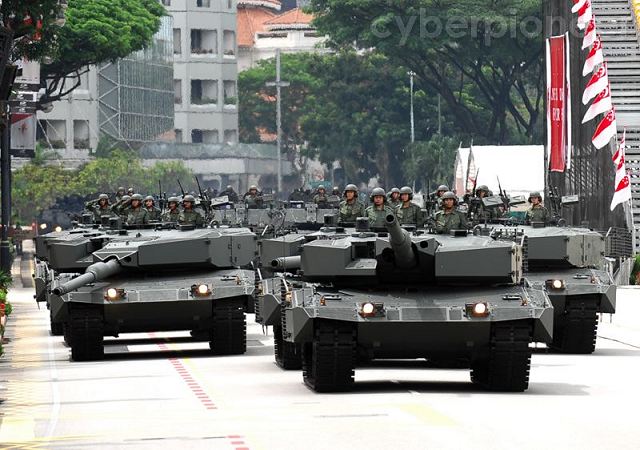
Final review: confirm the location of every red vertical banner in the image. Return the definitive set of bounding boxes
[546,34,570,172]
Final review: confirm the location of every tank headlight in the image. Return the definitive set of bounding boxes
[104,288,126,301]
[191,284,211,297]
[40,223,48,230]
[54,226,62,232]
[466,301,490,318]
[359,302,385,318]
[545,279,565,290]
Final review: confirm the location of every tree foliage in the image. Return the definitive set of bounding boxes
[39,0,165,106]
[307,0,544,144]
[11,150,192,223]
[402,135,460,193]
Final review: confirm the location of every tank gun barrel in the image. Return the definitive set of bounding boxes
[52,259,122,296]
[384,214,417,269]
[270,256,302,271]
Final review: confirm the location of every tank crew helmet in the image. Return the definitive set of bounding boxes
[399,186,413,200]
[130,193,143,201]
[476,185,489,193]
[249,185,258,193]
[127,187,135,194]
[317,185,326,192]
[144,195,155,205]
[528,191,542,203]
[370,187,387,202]
[226,185,233,190]
[441,191,458,205]
[343,184,358,197]
[390,187,400,195]
[332,186,340,193]
[183,194,196,203]
[117,187,125,193]
[121,195,131,202]
[98,193,109,202]
[437,185,449,195]
[167,196,179,205]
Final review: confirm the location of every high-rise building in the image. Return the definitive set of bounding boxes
[167,0,239,144]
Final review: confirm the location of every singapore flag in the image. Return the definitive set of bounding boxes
[582,84,612,124]
[582,34,603,76]
[582,63,608,105]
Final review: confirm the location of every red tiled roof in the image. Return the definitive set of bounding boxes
[264,8,314,27]
[237,6,278,48]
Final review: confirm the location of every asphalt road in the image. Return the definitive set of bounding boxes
[1,284,639,450]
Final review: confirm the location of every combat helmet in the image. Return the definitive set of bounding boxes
[441,191,458,205]
[343,184,358,197]
[389,187,400,194]
[183,194,196,203]
[98,194,109,201]
[399,186,413,200]
[130,194,143,201]
[476,185,489,193]
[370,187,386,202]
[317,185,326,192]
[437,184,449,194]
[528,191,542,203]
[144,195,155,203]
[167,196,179,204]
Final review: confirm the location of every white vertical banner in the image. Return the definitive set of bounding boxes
[10,113,37,156]
[565,32,572,169]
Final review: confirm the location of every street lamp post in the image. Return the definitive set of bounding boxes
[408,71,415,143]
[266,49,290,198]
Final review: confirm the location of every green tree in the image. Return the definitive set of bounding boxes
[402,135,459,193]
[12,163,75,221]
[38,0,165,106]
[308,0,544,144]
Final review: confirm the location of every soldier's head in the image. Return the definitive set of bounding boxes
[332,186,340,195]
[436,185,449,197]
[343,184,358,201]
[441,191,458,210]
[226,185,233,191]
[144,195,155,208]
[127,187,135,195]
[98,194,109,207]
[249,185,258,195]
[121,195,131,203]
[183,194,196,210]
[528,192,542,205]
[117,187,125,196]
[476,185,489,198]
[130,194,143,208]
[167,196,179,210]
[400,186,413,203]
[370,187,386,206]
[317,185,326,194]
[389,187,400,200]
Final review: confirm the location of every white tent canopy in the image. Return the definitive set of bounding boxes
[454,145,545,198]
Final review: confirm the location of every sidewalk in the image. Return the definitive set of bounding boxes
[598,286,640,348]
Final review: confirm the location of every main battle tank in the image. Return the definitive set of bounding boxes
[494,225,616,354]
[48,227,257,361]
[257,215,552,392]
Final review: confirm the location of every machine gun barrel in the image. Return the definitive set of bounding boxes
[52,259,122,296]
[384,214,417,269]
[270,256,302,271]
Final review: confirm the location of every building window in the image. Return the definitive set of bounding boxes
[174,79,182,104]
[173,28,181,54]
[46,120,67,149]
[223,30,235,56]
[175,129,183,143]
[192,129,204,143]
[161,0,170,6]
[224,129,237,144]
[228,0,233,9]
[191,79,218,105]
[73,120,90,149]
[203,130,219,144]
[223,80,236,105]
[191,29,217,55]
[197,0,211,6]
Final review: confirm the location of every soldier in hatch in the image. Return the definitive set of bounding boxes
[387,187,402,208]
[364,188,395,228]
[162,196,181,222]
[526,192,549,224]
[243,185,263,209]
[313,185,329,208]
[395,186,425,227]
[143,196,162,221]
[339,184,365,223]
[434,191,467,234]
[126,194,148,225]
[179,195,205,227]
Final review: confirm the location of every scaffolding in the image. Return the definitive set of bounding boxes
[98,16,174,147]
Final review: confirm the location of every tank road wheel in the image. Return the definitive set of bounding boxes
[274,324,302,370]
[551,297,598,354]
[302,321,356,392]
[50,311,64,336]
[209,299,247,355]
[69,308,104,361]
[470,322,532,392]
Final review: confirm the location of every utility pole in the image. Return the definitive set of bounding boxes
[408,71,415,143]
[265,49,290,198]
[437,94,442,135]
[0,101,10,273]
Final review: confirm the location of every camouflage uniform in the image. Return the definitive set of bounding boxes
[339,199,365,222]
[244,194,263,209]
[434,210,467,234]
[179,209,205,227]
[162,209,181,222]
[526,205,549,223]
[313,193,328,207]
[364,205,395,228]
[396,203,425,227]
[92,206,114,223]
[127,207,148,225]
[145,207,162,221]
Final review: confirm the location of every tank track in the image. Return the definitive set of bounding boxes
[302,321,356,392]
[50,311,64,336]
[209,298,247,355]
[551,297,598,354]
[69,307,104,361]
[471,321,532,392]
[273,324,302,370]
